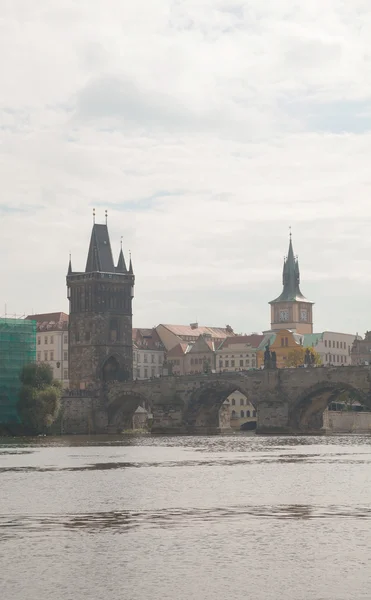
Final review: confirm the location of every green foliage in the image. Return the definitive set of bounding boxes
[286,346,322,368]
[20,362,53,388]
[17,364,62,433]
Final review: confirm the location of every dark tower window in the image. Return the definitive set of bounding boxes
[110,318,118,342]
[102,356,120,382]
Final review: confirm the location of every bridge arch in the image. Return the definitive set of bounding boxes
[184,380,253,430]
[106,387,151,433]
[289,381,369,432]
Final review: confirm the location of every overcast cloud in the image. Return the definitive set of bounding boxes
[1,1,371,334]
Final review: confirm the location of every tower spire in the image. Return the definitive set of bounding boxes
[128,250,134,274]
[67,252,72,275]
[116,236,127,273]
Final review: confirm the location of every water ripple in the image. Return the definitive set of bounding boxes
[1,504,371,540]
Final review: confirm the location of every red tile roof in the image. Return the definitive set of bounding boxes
[26,312,69,323]
[167,343,189,358]
[159,324,235,339]
[132,327,165,351]
[217,335,264,350]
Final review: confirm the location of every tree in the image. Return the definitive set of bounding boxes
[17,363,62,433]
[286,346,322,368]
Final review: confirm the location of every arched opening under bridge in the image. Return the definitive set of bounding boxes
[290,382,369,432]
[185,382,256,432]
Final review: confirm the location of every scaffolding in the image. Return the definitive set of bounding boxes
[0,318,36,424]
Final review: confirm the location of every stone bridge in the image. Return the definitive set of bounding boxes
[61,366,371,434]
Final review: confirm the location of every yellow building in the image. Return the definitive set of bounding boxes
[257,329,304,369]
[269,234,314,334]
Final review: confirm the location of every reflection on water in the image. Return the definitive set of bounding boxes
[2,434,371,600]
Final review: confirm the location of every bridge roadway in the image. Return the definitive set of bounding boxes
[61,365,371,435]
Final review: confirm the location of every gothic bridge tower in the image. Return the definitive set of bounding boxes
[67,215,134,389]
[269,233,314,334]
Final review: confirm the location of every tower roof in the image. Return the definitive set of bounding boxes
[85,223,115,273]
[270,235,313,304]
[116,248,127,273]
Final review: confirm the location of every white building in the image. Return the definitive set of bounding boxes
[25,312,69,386]
[303,332,359,366]
[132,328,165,380]
[220,390,257,430]
[216,335,264,372]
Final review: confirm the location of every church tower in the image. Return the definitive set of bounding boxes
[269,233,313,334]
[66,213,134,389]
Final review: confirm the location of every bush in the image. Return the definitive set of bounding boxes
[17,364,62,433]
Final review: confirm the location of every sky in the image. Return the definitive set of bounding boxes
[1,1,371,335]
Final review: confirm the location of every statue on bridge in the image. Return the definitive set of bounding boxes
[304,348,315,367]
[264,345,277,370]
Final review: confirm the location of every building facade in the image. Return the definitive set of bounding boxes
[132,328,165,379]
[304,331,357,366]
[67,219,134,389]
[26,312,69,385]
[216,335,264,372]
[222,391,257,430]
[351,332,371,365]
[269,234,314,334]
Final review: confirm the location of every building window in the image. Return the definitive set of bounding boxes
[44,351,48,361]
[50,351,54,361]
[232,410,236,417]
[240,410,244,417]
[64,351,68,361]
[337,341,339,348]
[45,336,48,344]
[240,398,244,406]
[246,359,250,366]
[37,337,41,345]
[285,338,288,347]
[50,335,54,344]
[325,340,327,347]
[63,369,68,380]
[151,367,155,377]
[341,356,344,363]
[252,360,256,367]
[225,360,229,368]
[64,335,68,344]
[151,354,155,363]
[231,360,235,367]
[144,354,148,363]
[240,359,243,367]
[247,410,250,417]
[37,352,41,361]
[219,360,223,368]
[345,356,347,363]
[231,398,235,406]
[281,338,284,347]
[144,368,148,378]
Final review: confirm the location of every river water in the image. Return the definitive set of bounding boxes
[1,434,371,600]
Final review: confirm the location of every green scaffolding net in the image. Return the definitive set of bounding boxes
[0,319,36,424]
